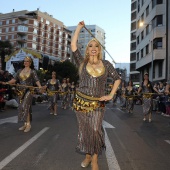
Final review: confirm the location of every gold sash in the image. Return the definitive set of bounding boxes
[72,91,105,113]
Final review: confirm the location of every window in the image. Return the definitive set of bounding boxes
[130,52,136,61]
[0,36,1,40]
[131,1,136,11]
[18,25,28,32]
[34,20,38,26]
[33,28,37,34]
[146,44,149,55]
[46,20,50,25]
[157,0,163,4]
[12,19,15,24]
[59,30,62,36]
[141,49,143,58]
[152,0,156,9]
[141,31,144,40]
[131,32,136,41]
[131,22,136,30]
[138,0,140,12]
[0,28,2,33]
[137,36,139,44]
[6,35,8,40]
[0,21,2,26]
[141,0,144,6]
[146,25,149,35]
[6,27,9,32]
[158,61,163,77]
[33,36,36,41]
[157,15,163,26]
[131,42,136,51]
[146,5,149,17]
[6,20,9,24]
[11,26,15,31]
[32,43,37,49]
[141,13,144,23]
[11,34,14,39]
[153,38,162,49]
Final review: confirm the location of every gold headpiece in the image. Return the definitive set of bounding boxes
[25,56,32,63]
[87,38,100,46]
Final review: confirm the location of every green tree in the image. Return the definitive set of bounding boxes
[0,40,13,70]
[52,60,79,83]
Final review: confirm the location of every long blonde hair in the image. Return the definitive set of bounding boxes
[79,38,102,75]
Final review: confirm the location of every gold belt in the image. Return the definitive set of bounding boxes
[143,94,152,98]
[72,91,105,113]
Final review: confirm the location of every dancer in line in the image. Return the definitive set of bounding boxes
[2,56,42,132]
[138,73,154,122]
[46,71,61,115]
[71,21,121,170]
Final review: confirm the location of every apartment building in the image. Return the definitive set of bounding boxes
[0,9,71,68]
[130,0,140,85]
[67,25,106,62]
[131,0,170,83]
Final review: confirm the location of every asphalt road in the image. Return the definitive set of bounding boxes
[0,100,170,170]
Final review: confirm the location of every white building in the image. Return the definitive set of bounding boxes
[116,63,130,82]
[134,0,169,83]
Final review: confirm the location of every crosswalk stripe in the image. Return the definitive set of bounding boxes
[0,127,49,170]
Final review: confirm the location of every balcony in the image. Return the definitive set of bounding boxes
[136,49,165,70]
[16,38,27,43]
[18,21,28,25]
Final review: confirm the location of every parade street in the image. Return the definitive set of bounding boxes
[0,101,170,170]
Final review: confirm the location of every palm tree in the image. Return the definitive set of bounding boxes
[0,40,13,70]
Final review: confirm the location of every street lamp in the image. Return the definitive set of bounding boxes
[139,21,154,82]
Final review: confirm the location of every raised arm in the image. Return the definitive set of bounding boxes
[71,21,85,66]
[71,21,85,52]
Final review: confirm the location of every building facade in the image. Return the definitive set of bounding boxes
[115,63,130,82]
[67,25,106,62]
[130,0,140,85]
[130,0,170,84]
[0,9,71,69]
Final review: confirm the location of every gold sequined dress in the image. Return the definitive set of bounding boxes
[14,69,39,122]
[73,49,120,155]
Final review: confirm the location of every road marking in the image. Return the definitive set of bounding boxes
[0,127,49,170]
[165,140,170,144]
[0,116,18,125]
[103,120,121,170]
[102,120,115,129]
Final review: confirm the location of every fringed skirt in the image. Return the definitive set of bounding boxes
[75,108,106,155]
[18,90,33,122]
[126,98,134,112]
[48,94,58,110]
[143,97,152,115]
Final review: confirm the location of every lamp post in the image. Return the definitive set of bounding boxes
[139,22,154,82]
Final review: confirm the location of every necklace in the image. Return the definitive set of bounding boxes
[23,68,30,73]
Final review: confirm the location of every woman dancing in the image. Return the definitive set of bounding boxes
[71,21,121,170]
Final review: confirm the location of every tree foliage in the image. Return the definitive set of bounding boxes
[38,60,79,84]
[0,40,13,70]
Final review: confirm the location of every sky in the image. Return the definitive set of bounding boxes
[0,0,131,64]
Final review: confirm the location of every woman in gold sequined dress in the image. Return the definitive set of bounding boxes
[71,21,121,170]
[45,71,61,115]
[3,56,42,132]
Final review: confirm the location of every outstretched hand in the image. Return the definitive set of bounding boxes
[99,95,113,101]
